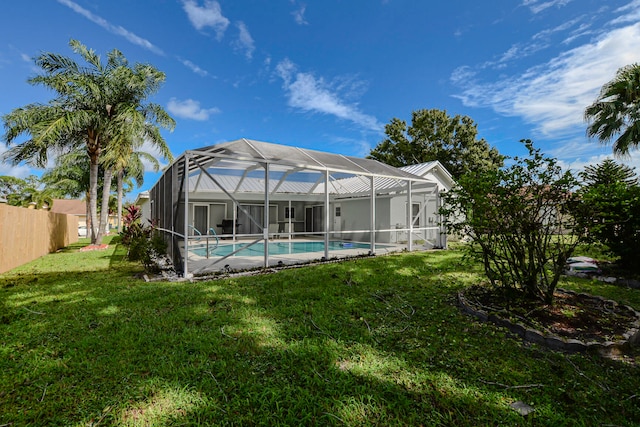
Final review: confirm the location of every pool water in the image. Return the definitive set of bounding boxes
[190,240,374,257]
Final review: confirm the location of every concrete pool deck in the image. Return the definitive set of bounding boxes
[182,238,410,275]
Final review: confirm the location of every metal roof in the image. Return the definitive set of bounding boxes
[180,138,426,182]
[171,138,458,198]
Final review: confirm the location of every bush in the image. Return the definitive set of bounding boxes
[573,160,640,271]
[441,140,583,304]
[121,205,167,272]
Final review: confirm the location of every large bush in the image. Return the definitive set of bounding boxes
[441,140,583,303]
[573,159,640,271]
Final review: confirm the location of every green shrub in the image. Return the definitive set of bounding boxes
[121,205,167,272]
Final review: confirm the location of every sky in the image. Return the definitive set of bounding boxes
[2,0,640,196]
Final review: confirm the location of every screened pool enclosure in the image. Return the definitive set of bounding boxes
[149,139,452,277]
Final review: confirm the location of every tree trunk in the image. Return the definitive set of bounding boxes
[95,167,113,245]
[117,169,123,234]
[85,197,91,238]
[88,148,100,244]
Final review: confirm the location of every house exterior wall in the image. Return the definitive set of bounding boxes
[338,197,391,243]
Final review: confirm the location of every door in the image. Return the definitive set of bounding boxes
[305,207,313,233]
[238,205,262,235]
[192,204,208,235]
[237,204,278,235]
[304,206,325,233]
[313,206,323,232]
[333,204,342,232]
[209,203,226,234]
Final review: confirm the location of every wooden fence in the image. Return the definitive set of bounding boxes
[0,204,79,274]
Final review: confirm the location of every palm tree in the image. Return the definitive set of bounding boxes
[2,39,175,244]
[585,63,640,155]
[104,142,168,233]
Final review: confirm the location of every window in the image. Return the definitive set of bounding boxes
[285,207,295,219]
[335,206,341,217]
[412,203,421,226]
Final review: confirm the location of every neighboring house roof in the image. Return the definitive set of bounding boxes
[135,191,149,205]
[400,161,455,191]
[50,199,86,216]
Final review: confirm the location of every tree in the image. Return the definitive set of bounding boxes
[441,140,582,304]
[580,158,637,187]
[104,145,165,233]
[585,63,640,155]
[0,176,29,200]
[0,175,54,209]
[368,109,503,180]
[573,159,640,270]
[2,39,174,244]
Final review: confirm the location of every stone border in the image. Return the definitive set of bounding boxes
[458,288,640,355]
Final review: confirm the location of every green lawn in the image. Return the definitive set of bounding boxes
[1,239,639,426]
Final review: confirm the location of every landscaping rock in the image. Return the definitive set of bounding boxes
[510,401,534,416]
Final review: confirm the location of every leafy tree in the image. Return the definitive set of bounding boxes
[573,159,640,270]
[2,39,174,244]
[368,109,503,179]
[0,175,29,200]
[1,175,54,209]
[441,140,582,304]
[585,63,640,155]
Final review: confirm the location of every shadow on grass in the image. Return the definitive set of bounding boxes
[1,250,639,425]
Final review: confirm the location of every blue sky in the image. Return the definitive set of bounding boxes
[2,0,640,194]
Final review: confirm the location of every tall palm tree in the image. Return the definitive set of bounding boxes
[2,39,175,244]
[585,63,640,155]
[103,141,167,233]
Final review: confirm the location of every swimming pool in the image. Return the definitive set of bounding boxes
[190,240,374,257]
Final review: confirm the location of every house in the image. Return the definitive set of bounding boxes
[49,199,87,237]
[50,199,117,236]
[135,191,151,224]
[147,138,455,277]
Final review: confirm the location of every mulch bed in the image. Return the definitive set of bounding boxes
[79,244,109,252]
[463,285,639,343]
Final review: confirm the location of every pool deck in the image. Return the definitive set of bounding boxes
[183,238,408,275]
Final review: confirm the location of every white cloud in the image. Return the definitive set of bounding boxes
[182,0,229,40]
[166,98,221,121]
[138,139,172,172]
[611,0,640,24]
[292,4,308,25]
[275,59,382,132]
[532,16,584,41]
[0,143,39,178]
[522,0,573,14]
[452,22,640,138]
[56,0,164,55]
[179,58,210,77]
[558,149,640,178]
[232,21,255,60]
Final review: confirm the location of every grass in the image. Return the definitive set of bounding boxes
[1,239,639,426]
